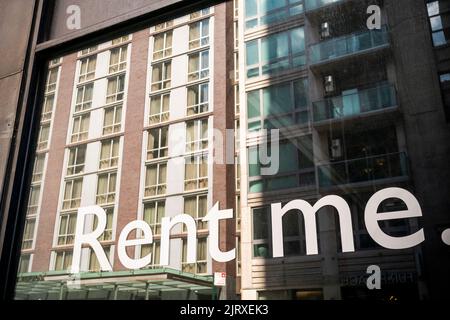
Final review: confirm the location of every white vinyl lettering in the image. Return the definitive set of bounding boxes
[203,202,236,262]
[118,220,153,269]
[71,206,112,274]
[365,187,425,249]
[271,196,355,257]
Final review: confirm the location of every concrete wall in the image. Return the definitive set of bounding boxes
[386,0,450,299]
[48,0,185,40]
[0,0,37,202]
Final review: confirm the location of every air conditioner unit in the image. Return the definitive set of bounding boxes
[320,22,331,40]
[331,138,343,159]
[324,75,335,94]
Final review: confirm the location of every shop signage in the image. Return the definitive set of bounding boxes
[214,272,227,287]
[341,272,416,287]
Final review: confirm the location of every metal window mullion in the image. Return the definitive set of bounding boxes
[155,163,161,187]
[196,194,200,221]
[196,119,201,151]
[159,127,165,157]
[196,155,200,188]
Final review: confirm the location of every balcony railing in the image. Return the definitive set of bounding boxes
[313,83,397,122]
[310,26,389,64]
[318,152,408,187]
[305,0,342,11]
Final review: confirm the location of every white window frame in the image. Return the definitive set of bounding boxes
[151,61,171,92]
[235,85,240,116]
[42,93,55,122]
[190,8,210,20]
[234,52,239,83]
[62,178,82,210]
[140,241,161,268]
[144,162,167,197]
[236,196,241,232]
[78,56,96,83]
[182,237,207,274]
[32,154,45,183]
[75,83,93,113]
[149,93,170,124]
[186,118,208,153]
[143,201,165,236]
[53,251,73,271]
[154,20,173,32]
[103,104,122,135]
[49,57,62,67]
[188,50,210,82]
[37,123,50,151]
[99,138,120,170]
[106,74,126,104]
[184,154,208,191]
[88,246,111,272]
[91,206,115,241]
[71,113,90,143]
[57,211,77,245]
[18,254,32,273]
[187,82,209,116]
[45,68,59,93]
[147,126,169,161]
[112,35,130,45]
[234,21,239,50]
[67,145,86,176]
[109,45,128,74]
[22,217,36,250]
[152,31,173,61]
[234,0,239,18]
[235,156,241,192]
[96,172,117,205]
[27,185,41,216]
[80,46,98,56]
[189,19,210,50]
[183,194,208,231]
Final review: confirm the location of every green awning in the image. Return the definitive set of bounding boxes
[15,268,213,300]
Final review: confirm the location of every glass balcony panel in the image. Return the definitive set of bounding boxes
[310,27,389,64]
[318,152,408,187]
[313,84,397,122]
[305,0,342,11]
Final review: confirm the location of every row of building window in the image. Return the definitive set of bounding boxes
[48,236,209,274]
[23,60,63,252]
[148,13,212,275]
[47,228,237,274]
[245,0,304,30]
[78,45,128,85]
[427,0,450,47]
[149,81,210,124]
[246,26,305,78]
[141,15,213,272]
[247,78,308,131]
[52,41,130,263]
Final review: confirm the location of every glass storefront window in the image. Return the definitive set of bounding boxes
[6,0,450,303]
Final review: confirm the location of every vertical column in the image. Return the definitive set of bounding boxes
[318,208,341,300]
[386,0,450,299]
[32,53,77,271]
[212,1,237,299]
[113,29,149,270]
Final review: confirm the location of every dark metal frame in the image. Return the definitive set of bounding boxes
[0,0,224,300]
